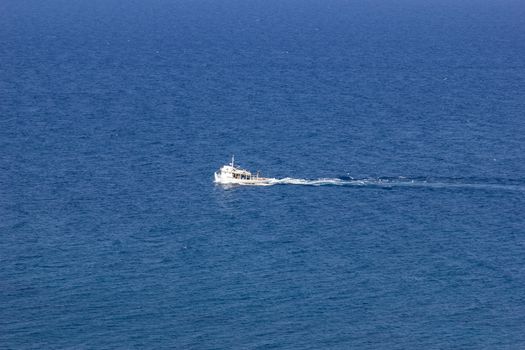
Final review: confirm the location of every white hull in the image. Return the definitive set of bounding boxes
[214,171,274,186]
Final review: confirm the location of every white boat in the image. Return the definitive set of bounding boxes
[214,156,273,185]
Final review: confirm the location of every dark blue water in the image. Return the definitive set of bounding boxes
[2,0,525,348]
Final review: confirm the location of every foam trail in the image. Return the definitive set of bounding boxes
[265,177,525,192]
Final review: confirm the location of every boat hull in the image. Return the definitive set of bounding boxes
[214,172,274,186]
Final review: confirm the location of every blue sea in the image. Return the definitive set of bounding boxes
[1,0,525,348]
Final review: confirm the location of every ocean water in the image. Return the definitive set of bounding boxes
[1,0,525,348]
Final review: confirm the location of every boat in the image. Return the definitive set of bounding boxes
[214,156,273,185]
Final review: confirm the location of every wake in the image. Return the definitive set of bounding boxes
[265,176,525,192]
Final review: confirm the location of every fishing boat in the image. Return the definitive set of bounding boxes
[214,156,273,185]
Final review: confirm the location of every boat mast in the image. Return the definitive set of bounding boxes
[231,155,234,167]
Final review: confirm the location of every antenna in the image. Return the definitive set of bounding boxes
[231,155,234,167]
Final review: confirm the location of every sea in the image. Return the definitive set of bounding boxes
[1,0,525,348]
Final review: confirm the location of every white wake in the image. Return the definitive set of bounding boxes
[262,177,525,192]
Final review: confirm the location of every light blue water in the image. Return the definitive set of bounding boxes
[1,0,525,348]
